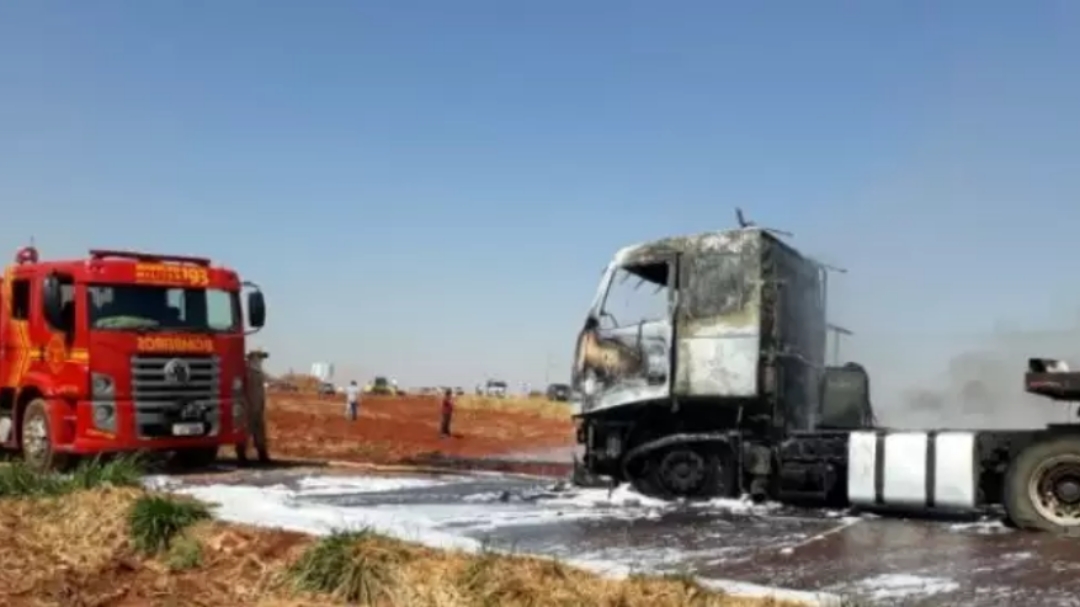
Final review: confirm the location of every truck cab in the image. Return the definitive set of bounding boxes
[571,228,873,501]
[0,246,266,470]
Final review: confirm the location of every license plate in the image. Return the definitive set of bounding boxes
[172,422,204,437]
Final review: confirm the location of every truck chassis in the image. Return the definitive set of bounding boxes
[574,359,1080,533]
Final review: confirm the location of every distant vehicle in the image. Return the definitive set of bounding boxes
[546,383,572,401]
[485,380,508,397]
[364,376,404,396]
[318,382,336,396]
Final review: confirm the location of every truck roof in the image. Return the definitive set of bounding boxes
[613,227,806,269]
[2,247,240,290]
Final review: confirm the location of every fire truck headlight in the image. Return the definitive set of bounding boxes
[91,373,114,397]
[93,404,114,423]
[232,377,243,393]
[92,403,115,431]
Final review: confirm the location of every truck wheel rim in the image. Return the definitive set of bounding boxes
[1029,454,1080,526]
[24,416,48,462]
[658,450,706,495]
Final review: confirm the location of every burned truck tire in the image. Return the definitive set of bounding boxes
[1003,435,1080,533]
[20,398,70,472]
[634,446,727,500]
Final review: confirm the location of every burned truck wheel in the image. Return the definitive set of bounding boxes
[638,446,725,500]
[20,398,70,472]
[1004,435,1080,533]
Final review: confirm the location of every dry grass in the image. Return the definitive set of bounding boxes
[0,463,812,607]
[455,395,574,419]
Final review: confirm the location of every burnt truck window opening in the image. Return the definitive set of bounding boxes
[87,284,239,332]
[599,263,670,329]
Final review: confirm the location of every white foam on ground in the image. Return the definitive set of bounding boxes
[163,475,840,606]
[852,573,960,601]
[541,484,784,516]
[295,475,452,495]
[948,519,1011,534]
[178,483,481,552]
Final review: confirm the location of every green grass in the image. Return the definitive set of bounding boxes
[286,529,408,604]
[0,453,144,498]
[70,453,146,489]
[128,494,211,554]
[165,534,204,571]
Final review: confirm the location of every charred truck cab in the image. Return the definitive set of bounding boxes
[572,227,867,503]
[0,247,266,471]
[572,227,1080,533]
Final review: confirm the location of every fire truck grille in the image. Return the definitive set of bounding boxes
[131,354,221,439]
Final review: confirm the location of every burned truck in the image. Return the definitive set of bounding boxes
[571,226,1080,533]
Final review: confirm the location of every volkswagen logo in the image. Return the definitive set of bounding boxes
[163,358,192,385]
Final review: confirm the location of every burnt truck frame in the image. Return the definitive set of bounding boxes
[570,227,1080,532]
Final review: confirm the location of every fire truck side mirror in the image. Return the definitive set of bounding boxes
[41,274,66,331]
[247,290,266,328]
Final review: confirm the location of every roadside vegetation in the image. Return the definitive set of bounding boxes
[0,457,812,606]
[455,394,574,419]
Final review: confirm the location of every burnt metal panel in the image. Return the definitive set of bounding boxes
[670,229,826,425]
[765,232,826,430]
[674,230,763,397]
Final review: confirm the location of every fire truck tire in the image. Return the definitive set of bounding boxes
[1003,435,1080,533]
[20,398,70,472]
[173,447,219,470]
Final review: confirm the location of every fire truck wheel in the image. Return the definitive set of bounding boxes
[173,447,219,470]
[1004,435,1080,533]
[20,398,70,472]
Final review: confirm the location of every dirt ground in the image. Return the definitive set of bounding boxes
[260,392,576,474]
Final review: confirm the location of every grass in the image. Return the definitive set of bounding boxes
[0,452,144,497]
[280,530,805,607]
[128,493,211,554]
[0,458,815,607]
[165,534,205,571]
[286,529,405,604]
[454,395,574,419]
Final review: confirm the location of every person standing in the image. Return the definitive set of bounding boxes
[440,388,454,438]
[236,349,271,465]
[345,380,361,421]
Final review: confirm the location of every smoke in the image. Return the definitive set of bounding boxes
[851,321,1080,430]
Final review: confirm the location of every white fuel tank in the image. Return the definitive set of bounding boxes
[847,430,979,511]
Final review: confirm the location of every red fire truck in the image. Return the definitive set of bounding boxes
[0,246,266,471]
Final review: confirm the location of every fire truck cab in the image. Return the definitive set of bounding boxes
[0,246,266,470]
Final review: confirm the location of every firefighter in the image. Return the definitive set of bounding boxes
[236,349,271,464]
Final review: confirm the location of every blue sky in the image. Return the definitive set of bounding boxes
[2,2,1079,407]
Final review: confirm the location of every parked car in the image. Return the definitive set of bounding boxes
[546,383,572,401]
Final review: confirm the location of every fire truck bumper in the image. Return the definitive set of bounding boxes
[58,399,248,454]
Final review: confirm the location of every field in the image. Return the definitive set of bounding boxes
[262,392,577,475]
[0,459,807,607]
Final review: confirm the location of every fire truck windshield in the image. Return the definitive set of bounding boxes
[87,284,239,333]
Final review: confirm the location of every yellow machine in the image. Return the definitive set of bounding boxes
[363,376,402,395]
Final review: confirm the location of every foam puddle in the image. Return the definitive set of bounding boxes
[851,573,961,601]
[145,473,843,606]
